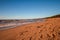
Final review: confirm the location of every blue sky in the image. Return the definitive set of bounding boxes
[0,0,60,19]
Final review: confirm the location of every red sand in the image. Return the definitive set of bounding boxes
[0,18,60,40]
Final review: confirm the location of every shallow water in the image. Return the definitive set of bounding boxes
[0,19,45,30]
[0,22,32,30]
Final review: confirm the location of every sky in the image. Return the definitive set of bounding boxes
[0,0,60,19]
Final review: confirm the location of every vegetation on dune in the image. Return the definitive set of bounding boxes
[45,14,60,19]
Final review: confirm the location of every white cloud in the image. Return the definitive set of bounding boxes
[0,16,26,19]
[0,16,7,19]
[0,16,41,19]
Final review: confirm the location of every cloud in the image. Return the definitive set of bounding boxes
[0,16,7,19]
[0,16,39,19]
[12,16,26,19]
[0,16,26,19]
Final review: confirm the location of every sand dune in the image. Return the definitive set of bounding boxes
[0,16,60,40]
